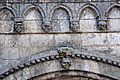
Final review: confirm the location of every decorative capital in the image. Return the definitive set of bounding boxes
[43,18,52,32]
[15,18,24,32]
[70,18,79,32]
[97,15,107,30]
[57,47,73,69]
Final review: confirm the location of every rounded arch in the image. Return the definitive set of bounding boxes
[22,5,45,18]
[0,6,17,17]
[30,70,115,80]
[49,4,73,21]
[106,4,120,17]
[77,4,100,20]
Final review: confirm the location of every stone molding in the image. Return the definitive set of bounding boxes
[0,51,120,79]
[0,3,120,33]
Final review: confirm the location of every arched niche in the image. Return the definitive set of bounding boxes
[23,7,43,32]
[107,5,120,31]
[51,8,70,32]
[79,6,99,32]
[0,8,14,32]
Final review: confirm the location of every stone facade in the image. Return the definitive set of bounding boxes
[0,0,120,80]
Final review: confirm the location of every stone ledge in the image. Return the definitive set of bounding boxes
[0,0,118,3]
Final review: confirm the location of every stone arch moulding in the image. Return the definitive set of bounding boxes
[22,5,46,32]
[77,4,101,20]
[105,4,120,17]
[49,4,73,21]
[49,4,73,32]
[0,6,17,32]
[22,5,45,18]
[0,6,17,17]
[0,51,120,79]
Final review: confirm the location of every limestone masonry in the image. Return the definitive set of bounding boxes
[0,0,120,80]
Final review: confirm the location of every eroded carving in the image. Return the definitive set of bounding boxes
[70,20,79,32]
[58,47,73,69]
[97,15,107,30]
[43,18,52,32]
[14,18,24,32]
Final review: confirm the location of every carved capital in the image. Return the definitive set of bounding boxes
[43,19,52,32]
[15,18,24,32]
[70,18,79,32]
[97,16,107,30]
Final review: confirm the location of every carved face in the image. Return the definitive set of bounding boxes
[61,58,71,69]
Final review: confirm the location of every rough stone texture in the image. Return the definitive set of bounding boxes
[51,9,70,32]
[0,0,120,80]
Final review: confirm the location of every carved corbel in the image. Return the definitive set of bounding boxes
[57,47,73,69]
[70,18,79,32]
[42,18,52,32]
[97,15,108,30]
[14,18,24,32]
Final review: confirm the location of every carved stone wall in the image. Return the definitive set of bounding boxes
[0,0,120,80]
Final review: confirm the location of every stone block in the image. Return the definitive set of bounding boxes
[55,34,71,45]
[19,35,30,47]
[81,33,108,46]
[108,19,120,31]
[24,21,43,33]
[70,34,81,47]
[108,33,120,45]
[19,47,30,58]
[52,19,70,32]
[79,20,97,32]
[108,46,120,57]
[3,74,16,80]
[5,35,19,47]
[0,35,5,48]
[30,34,54,47]
[84,60,99,73]
[0,48,19,59]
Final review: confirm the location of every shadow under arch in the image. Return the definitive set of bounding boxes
[106,4,120,17]
[77,4,100,20]
[29,70,116,80]
[22,5,45,18]
[0,6,17,18]
[49,4,73,21]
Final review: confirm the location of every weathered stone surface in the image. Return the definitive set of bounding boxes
[108,33,120,45]
[51,9,70,32]
[30,34,54,47]
[0,1,120,80]
[5,35,19,47]
[0,48,19,59]
[24,8,43,32]
[81,33,108,46]
[108,19,120,31]
[19,35,30,47]
[79,19,97,32]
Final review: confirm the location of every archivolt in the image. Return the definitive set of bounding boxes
[77,4,100,20]
[49,4,73,21]
[105,4,120,17]
[0,6,17,17]
[22,5,45,18]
